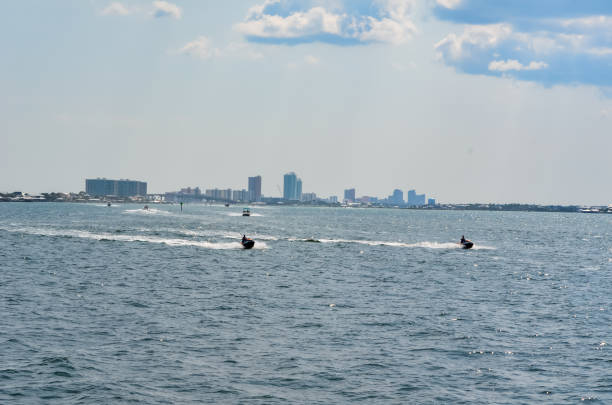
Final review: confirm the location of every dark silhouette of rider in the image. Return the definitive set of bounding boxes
[242,235,247,242]
[460,235,466,244]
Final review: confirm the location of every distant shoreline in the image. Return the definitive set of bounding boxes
[1,195,610,214]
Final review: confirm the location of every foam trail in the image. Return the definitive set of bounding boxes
[148,228,279,241]
[124,208,172,216]
[3,227,268,250]
[227,212,264,217]
[220,232,277,241]
[250,233,277,240]
[295,238,495,250]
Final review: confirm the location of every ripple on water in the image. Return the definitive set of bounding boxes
[0,205,610,404]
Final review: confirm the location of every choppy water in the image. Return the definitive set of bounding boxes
[1,203,611,404]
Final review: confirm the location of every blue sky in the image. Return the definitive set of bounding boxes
[1,0,611,204]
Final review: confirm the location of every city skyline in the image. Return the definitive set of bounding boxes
[1,1,611,205]
[81,173,438,205]
[0,166,605,206]
[83,171,439,204]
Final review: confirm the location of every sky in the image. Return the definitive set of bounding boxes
[1,0,611,205]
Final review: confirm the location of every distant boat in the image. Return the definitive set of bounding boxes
[107,202,111,207]
[242,208,250,217]
[225,203,230,207]
[143,205,149,210]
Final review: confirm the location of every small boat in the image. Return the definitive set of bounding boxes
[461,240,474,249]
[241,238,255,249]
[143,205,149,210]
[107,202,111,207]
[225,203,230,207]
[242,208,250,217]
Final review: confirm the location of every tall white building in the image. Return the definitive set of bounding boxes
[248,176,262,202]
[283,172,302,201]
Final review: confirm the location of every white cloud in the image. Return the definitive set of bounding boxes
[488,59,548,72]
[560,15,612,29]
[178,37,219,60]
[243,0,276,20]
[236,0,418,45]
[376,0,417,21]
[514,33,568,54]
[432,6,612,87]
[434,24,513,60]
[101,1,182,19]
[358,0,418,44]
[236,6,343,39]
[178,39,266,61]
[435,0,462,9]
[359,16,417,44]
[152,1,182,19]
[101,2,131,16]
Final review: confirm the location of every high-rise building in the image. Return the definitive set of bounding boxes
[86,178,147,197]
[359,196,378,204]
[301,192,316,202]
[283,172,302,201]
[205,188,232,201]
[283,172,296,200]
[248,175,262,202]
[407,189,417,205]
[408,189,426,206]
[389,189,404,204]
[428,198,436,206]
[233,189,248,202]
[344,188,356,203]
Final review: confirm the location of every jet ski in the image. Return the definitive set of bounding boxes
[241,237,255,249]
[461,240,473,249]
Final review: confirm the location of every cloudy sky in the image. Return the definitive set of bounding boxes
[1,0,611,204]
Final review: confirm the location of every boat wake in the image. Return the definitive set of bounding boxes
[293,238,495,250]
[159,228,278,241]
[227,212,264,217]
[123,208,172,216]
[2,227,268,250]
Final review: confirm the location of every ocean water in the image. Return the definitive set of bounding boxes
[1,203,610,404]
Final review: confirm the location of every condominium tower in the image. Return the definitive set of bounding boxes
[86,178,147,197]
[283,172,302,201]
[248,175,262,202]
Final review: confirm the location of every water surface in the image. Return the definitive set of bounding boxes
[1,203,610,403]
